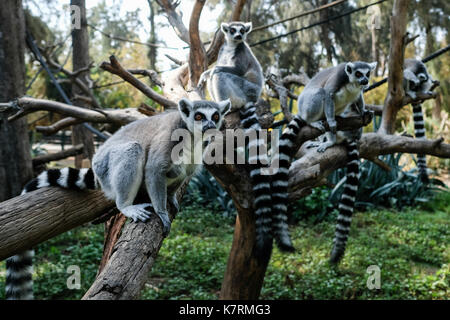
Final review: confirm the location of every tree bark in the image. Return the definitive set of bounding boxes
[0,188,114,260]
[147,0,158,70]
[378,0,409,134]
[0,0,33,202]
[71,0,95,168]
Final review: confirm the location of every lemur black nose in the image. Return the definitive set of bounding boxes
[204,122,216,131]
[235,35,242,40]
[360,79,368,85]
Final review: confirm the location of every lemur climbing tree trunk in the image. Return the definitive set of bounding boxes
[70,0,95,168]
[0,0,33,201]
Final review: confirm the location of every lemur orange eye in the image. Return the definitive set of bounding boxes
[195,114,203,121]
[355,71,363,78]
[213,113,220,122]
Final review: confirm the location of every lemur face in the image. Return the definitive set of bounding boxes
[221,22,252,43]
[345,61,377,88]
[178,98,231,133]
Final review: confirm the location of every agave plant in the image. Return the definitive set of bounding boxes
[328,153,447,210]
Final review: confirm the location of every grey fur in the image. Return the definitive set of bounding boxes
[403,59,433,183]
[298,61,376,152]
[199,21,263,110]
[403,59,433,100]
[92,98,231,235]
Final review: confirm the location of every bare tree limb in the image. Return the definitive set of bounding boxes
[188,0,207,89]
[265,74,293,121]
[32,144,84,166]
[128,69,163,87]
[100,55,177,109]
[156,0,190,44]
[6,97,146,124]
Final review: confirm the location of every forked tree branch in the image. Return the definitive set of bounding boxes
[156,0,190,44]
[100,55,177,109]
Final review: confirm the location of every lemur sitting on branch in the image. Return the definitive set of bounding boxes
[199,21,295,258]
[5,98,231,300]
[272,61,376,264]
[403,58,434,183]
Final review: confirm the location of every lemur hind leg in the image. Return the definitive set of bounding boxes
[105,142,152,222]
[210,72,260,108]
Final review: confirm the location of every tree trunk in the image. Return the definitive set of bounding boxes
[0,0,33,201]
[147,0,158,70]
[320,0,333,64]
[220,209,271,299]
[371,21,379,76]
[71,0,94,168]
[378,0,409,134]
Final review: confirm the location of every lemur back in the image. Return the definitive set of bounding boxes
[200,21,295,257]
[403,59,434,183]
[4,98,231,299]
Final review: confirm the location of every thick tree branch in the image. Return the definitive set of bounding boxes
[188,0,207,89]
[379,0,409,134]
[0,188,114,261]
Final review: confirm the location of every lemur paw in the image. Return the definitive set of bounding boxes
[122,204,153,222]
[305,141,320,149]
[156,211,171,237]
[317,142,334,153]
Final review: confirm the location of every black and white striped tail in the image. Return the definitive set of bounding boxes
[271,115,307,252]
[330,141,359,264]
[240,103,274,258]
[412,103,429,183]
[5,167,97,300]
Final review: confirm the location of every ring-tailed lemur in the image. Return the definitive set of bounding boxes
[403,58,434,183]
[5,98,231,300]
[199,21,294,256]
[271,61,376,263]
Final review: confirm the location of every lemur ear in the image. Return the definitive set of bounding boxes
[178,98,193,117]
[345,62,354,75]
[244,22,252,33]
[369,61,377,71]
[221,23,230,34]
[218,99,232,115]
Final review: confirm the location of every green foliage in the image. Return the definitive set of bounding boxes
[0,225,104,300]
[185,168,236,217]
[290,186,338,223]
[328,154,447,210]
[142,207,234,300]
[1,195,448,300]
